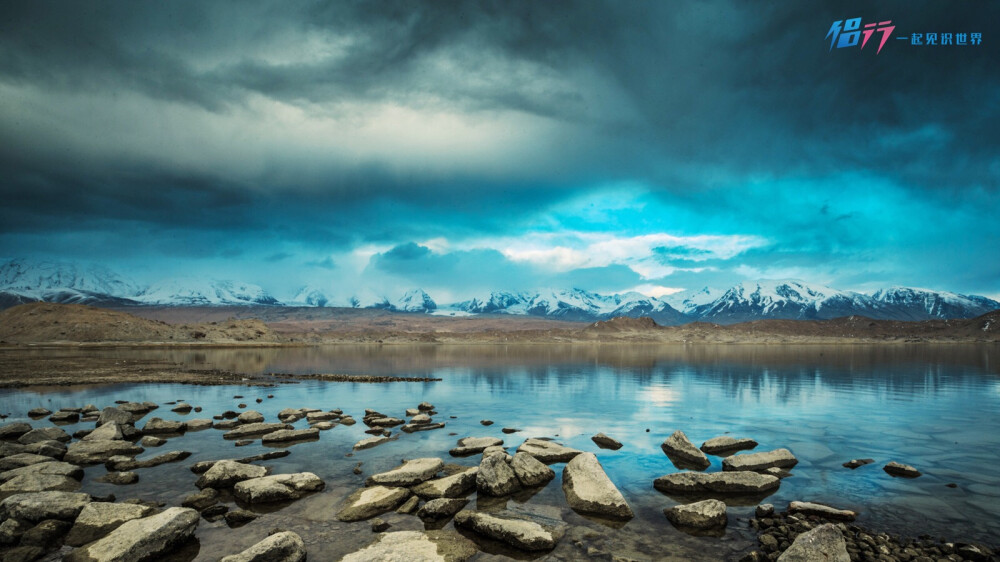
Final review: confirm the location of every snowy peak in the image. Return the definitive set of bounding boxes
[663,286,725,315]
[452,288,688,324]
[871,287,1000,319]
[0,258,139,297]
[290,286,331,307]
[395,289,437,312]
[135,278,280,306]
[694,280,875,322]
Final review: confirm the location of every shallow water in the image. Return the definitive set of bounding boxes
[2,344,999,560]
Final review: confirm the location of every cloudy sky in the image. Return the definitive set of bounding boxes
[1,1,998,303]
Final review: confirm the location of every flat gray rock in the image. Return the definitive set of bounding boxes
[185,418,213,431]
[661,430,710,470]
[700,436,758,455]
[883,461,921,478]
[18,427,71,444]
[0,491,91,522]
[0,461,83,483]
[449,437,503,457]
[196,460,269,489]
[220,531,305,562]
[236,410,265,424]
[83,422,126,442]
[401,422,445,433]
[664,499,727,530]
[224,422,293,439]
[653,471,780,494]
[141,417,186,434]
[776,523,850,562]
[723,448,798,472]
[511,452,555,487]
[233,472,325,504]
[0,453,54,471]
[337,486,411,521]
[562,452,633,520]
[97,407,134,426]
[64,507,199,562]
[366,458,443,487]
[65,440,144,465]
[353,436,391,450]
[341,530,477,562]
[261,428,320,443]
[0,473,80,494]
[788,501,857,521]
[515,438,582,464]
[418,498,468,520]
[64,502,155,547]
[0,423,32,440]
[453,510,564,552]
[412,467,478,499]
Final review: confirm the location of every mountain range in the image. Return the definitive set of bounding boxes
[1,259,997,324]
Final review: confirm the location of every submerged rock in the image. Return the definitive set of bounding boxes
[261,428,320,443]
[842,458,875,469]
[776,523,850,562]
[661,430,711,470]
[220,531,306,562]
[366,458,443,487]
[412,467,478,499]
[788,501,857,521]
[141,417,186,434]
[653,471,780,495]
[477,454,520,496]
[96,471,139,485]
[401,422,445,433]
[341,530,476,562]
[64,502,155,547]
[233,473,325,504]
[700,436,758,455]
[516,438,582,464]
[64,507,199,562]
[664,499,727,531]
[591,433,623,450]
[511,451,555,487]
[453,510,564,551]
[723,448,798,472]
[449,437,503,457]
[337,486,411,521]
[562,452,633,520]
[883,461,921,478]
[353,436,391,450]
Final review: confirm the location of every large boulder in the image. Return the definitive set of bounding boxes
[0,423,32,440]
[412,467,478,499]
[661,430,710,470]
[366,458,443,487]
[664,499,727,531]
[453,510,564,551]
[477,454,520,496]
[511,452,555,487]
[0,453,53,471]
[18,427,71,444]
[449,437,503,457]
[220,531,306,562]
[722,449,798,472]
[64,507,199,562]
[224,422,293,440]
[196,460,269,489]
[97,407,134,426]
[562,452,633,520]
[233,473,324,504]
[653,471,780,495]
[341,530,477,562]
[776,523,850,562]
[82,422,125,442]
[0,491,91,521]
[515,438,582,464]
[0,472,80,494]
[22,440,68,460]
[337,486,411,521]
[788,501,857,521]
[700,436,758,455]
[0,461,83,483]
[64,503,155,547]
[64,440,144,465]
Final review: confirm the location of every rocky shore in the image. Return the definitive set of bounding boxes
[1,396,998,561]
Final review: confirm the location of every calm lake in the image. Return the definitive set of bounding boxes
[2,344,998,561]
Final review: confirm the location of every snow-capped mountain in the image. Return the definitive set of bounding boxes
[663,286,726,316]
[871,287,1000,320]
[691,280,879,323]
[135,278,280,306]
[452,289,689,324]
[0,259,141,307]
[289,286,331,307]
[364,289,437,313]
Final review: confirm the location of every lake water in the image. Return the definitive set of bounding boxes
[2,344,999,560]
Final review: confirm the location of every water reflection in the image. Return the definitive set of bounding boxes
[1,344,998,556]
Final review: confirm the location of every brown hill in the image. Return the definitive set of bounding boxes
[0,302,279,343]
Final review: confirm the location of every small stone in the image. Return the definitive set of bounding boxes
[370,518,390,532]
[661,430,711,470]
[418,498,468,520]
[842,458,875,469]
[225,509,259,526]
[664,499,727,531]
[591,433,623,450]
[480,420,494,426]
[883,461,921,478]
[96,471,139,485]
